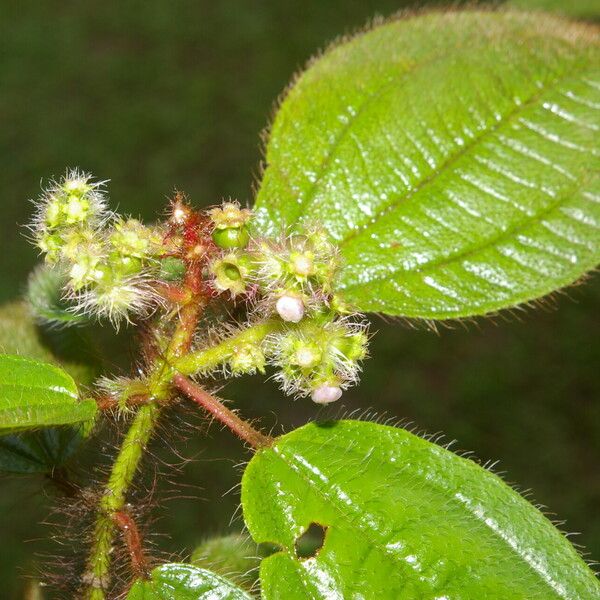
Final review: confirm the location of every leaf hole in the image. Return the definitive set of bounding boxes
[294,522,327,560]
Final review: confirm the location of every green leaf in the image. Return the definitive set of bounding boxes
[192,534,276,591]
[127,563,253,599]
[0,426,85,474]
[254,11,600,319]
[0,354,97,434]
[0,301,97,385]
[27,264,89,326]
[242,420,599,599]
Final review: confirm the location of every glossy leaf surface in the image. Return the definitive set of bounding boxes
[127,563,253,600]
[0,354,96,434]
[242,420,599,599]
[254,11,600,318]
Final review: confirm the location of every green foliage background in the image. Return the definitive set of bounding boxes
[0,1,598,597]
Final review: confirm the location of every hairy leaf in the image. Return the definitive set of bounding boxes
[509,0,600,21]
[127,563,253,599]
[242,420,599,599]
[0,355,97,434]
[254,11,600,319]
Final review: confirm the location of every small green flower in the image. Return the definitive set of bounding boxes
[210,253,253,297]
[230,343,266,375]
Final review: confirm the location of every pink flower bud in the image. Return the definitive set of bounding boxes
[276,294,305,323]
[311,384,342,404]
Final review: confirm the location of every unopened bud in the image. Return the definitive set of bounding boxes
[276,294,305,323]
[311,384,342,404]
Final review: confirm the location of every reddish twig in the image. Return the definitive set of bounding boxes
[172,374,273,449]
[113,509,149,580]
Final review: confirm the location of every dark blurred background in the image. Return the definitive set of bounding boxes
[0,1,598,598]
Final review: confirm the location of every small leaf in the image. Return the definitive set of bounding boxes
[192,534,276,591]
[27,264,89,326]
[254,11,600,319]
[242,420,599,599]
[127,563,253,599]
[0,354,97,434]
[0,426,85,474]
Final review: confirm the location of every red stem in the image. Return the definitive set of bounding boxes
[113,510,149,580]
[172,374,273,449]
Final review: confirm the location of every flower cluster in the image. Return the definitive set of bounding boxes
[29,170,370,403]
[30,170,163,326]
[206,206,369,403]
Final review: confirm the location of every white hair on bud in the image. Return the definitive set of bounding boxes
[311,384,342,404]
[66,272,162,330]
[276,294,305,323]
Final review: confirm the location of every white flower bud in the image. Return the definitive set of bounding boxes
[311,384,342,404]
[276,294,305,323]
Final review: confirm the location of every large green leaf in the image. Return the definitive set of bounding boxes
[254,11,600,319]
[127,563,253,599]
[0,355,97,434]
[242,420,599,599]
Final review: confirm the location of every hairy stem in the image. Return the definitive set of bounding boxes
[84,259,206,598]
[173,374,273,448]
[173,318,282,377]
[83,403,160,599]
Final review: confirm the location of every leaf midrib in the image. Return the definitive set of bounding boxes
[336,63,594,256]
[276,32,475,226]
[337,170,596,294]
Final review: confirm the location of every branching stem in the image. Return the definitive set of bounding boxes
[173,374,273,448]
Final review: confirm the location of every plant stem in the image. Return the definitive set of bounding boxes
[173,374,273,448]
[172,318,282,377]
[83,402,160,599]
[84,256,206,598]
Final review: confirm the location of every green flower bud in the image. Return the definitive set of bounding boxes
[38,232,63,263]
[110,219,154,258]
[331,331,368,362]
[212,226,250,249]
[44,198,62,229]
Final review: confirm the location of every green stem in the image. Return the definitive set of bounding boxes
[172,318,282,377]
[83,402,161,599]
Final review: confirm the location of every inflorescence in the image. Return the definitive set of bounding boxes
[29,170,369,404]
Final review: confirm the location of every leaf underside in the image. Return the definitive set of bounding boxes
[0,354,96,435]
[254,11,600,319]
[0,426,84,473]
[242,420,599,599]
[127,563,253,600]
